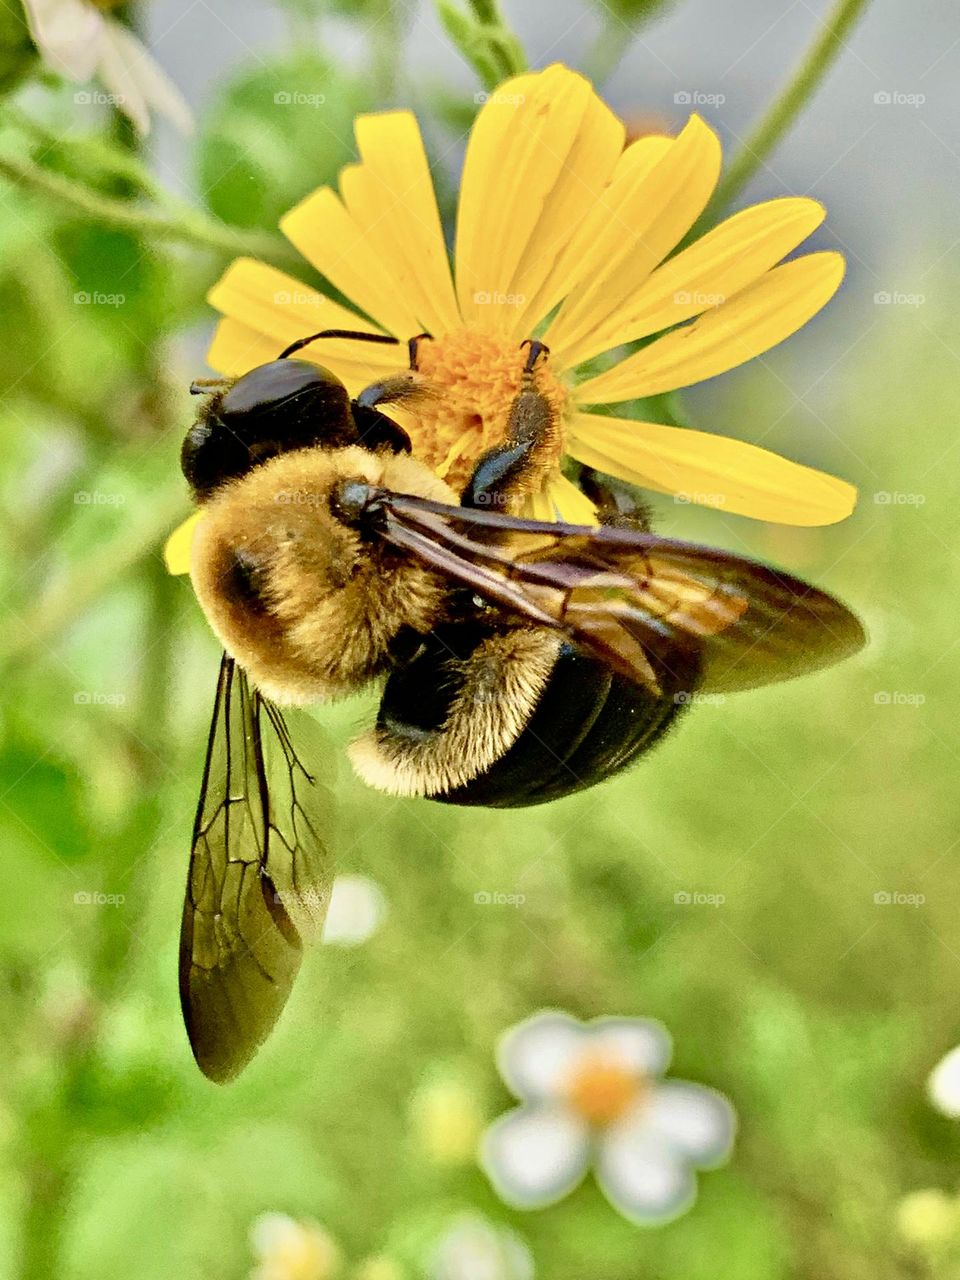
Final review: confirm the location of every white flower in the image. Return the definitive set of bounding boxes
[320,874,387,947]
[480,1011,735,1225]
[429,1213,534,1280]
[929,1045,960,1117]
[248,1212,340,1280]
[22,0,192,135]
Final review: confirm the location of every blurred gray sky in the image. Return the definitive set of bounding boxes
[144,0,957,276]
[143,0,956,457]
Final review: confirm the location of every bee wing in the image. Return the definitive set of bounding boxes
[377,494,865,695]
[179,654,334,1083]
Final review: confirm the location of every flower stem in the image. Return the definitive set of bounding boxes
[0,150,299,267]
[0,486,188,673]
[435,0,527,88]
[703,0,872,220]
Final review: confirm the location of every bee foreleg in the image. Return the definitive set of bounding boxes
[461,343,558,511]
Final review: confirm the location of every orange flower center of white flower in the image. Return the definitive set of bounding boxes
[408,327,568,492]
[563,1051,646,1126]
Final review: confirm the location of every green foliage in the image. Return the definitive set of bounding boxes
[0,2,948,1279]
[197,52,375,231]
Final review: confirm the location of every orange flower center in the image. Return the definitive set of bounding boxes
[407,327,568,493]
[563,1051,646,1127]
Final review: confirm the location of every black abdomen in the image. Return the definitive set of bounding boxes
[374,622,699,809]
[438,641,696,807]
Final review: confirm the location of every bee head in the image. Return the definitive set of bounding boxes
[181,360,355,500]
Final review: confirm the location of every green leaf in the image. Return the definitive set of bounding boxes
[197,53,376,231]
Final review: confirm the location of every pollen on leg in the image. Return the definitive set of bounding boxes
[407,327,568,491]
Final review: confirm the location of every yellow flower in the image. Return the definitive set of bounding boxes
[167,63,854,573]
[248,1213,341,1280]
[409,1073,484,1165]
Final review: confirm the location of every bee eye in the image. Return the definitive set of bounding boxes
[182,359,353,499]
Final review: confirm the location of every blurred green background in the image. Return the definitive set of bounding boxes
[1,0,958,1277]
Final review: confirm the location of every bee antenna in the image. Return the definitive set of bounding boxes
[277,330,401,360]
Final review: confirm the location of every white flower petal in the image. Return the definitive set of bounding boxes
[929,1045,960,1117]
[22,0,104,81]
[596,1127,696,1225]
[585,1016,673,1077]
[97,20,193,136]
[497,1010,589,1101]
[429,1213,535,1280]
[481,1105,590,1209]
[249,1212,303,1258]
[644,1081,736,1166]
[321,874,387,947]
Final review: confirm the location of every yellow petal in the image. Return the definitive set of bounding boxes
[568,196,827,356]
[546,115,722,369]
[575,251,845,403]
[280,185,421,338]
[164,511,203,575]
[548,472,600,524]
[522,485,557,522]
[506,89,625,337]
[566,412,857,526]
[207,316,286,377]
[455,64,621,335]
[348,112,460,334]
[207,259,405,389]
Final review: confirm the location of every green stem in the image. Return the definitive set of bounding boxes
[0,150,298,267]
[702,0,872,221]
[0,487,188,672]
[4,105,174,207]
[583,18,631,87]
[436,0,527,88]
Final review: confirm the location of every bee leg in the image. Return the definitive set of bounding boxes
[353,346,438,454]
[461,341,558,510]
[408,332,433,370]
[577,467,654,531]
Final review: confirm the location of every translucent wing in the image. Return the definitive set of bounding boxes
[372,492,865,695]
[179,654,334,1083]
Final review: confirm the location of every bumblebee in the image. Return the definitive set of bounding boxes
[178,330,865,1081]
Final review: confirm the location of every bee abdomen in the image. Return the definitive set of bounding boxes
[349,624,701,807]
[437,643,698,808]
